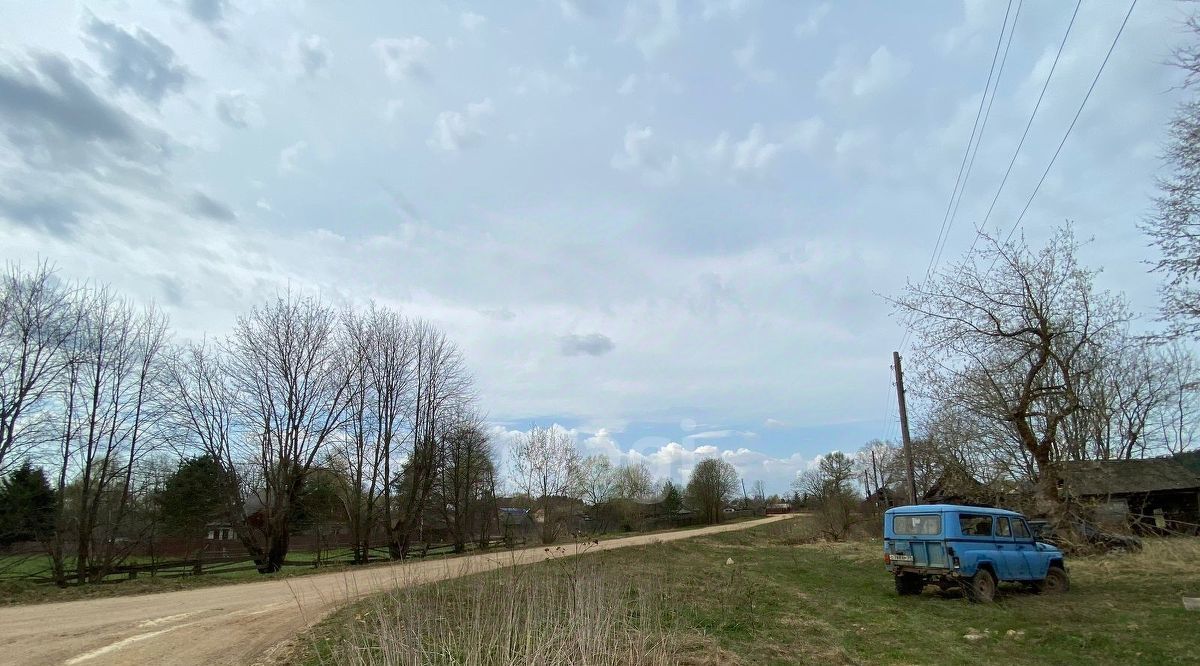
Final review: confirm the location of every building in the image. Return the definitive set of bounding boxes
[1058,458,1200,534]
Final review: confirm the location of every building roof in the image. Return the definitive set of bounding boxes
[1059,458,1200,496]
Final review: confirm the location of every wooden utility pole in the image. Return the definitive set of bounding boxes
[893,351,919,505]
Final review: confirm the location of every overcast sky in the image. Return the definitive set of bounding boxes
[0,0,1190,492]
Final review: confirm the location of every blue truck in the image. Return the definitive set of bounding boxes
[883,504,1068,602]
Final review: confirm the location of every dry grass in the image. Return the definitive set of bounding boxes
[311,555,677,665]
[303,520,1200,666]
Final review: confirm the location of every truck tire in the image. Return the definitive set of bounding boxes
[894,572,923,596]
[964,568,997,603]
[1034,565,1069,594]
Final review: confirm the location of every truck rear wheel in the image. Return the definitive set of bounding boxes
[964,569,996,603]
[894,572,923,596]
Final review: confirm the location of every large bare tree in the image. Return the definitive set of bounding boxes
[52,288,169,583]
[334,305,414,563]
[386,321,470,558]
[893,227,1127,518]
[686,457,738,525]
[225,293,353,572]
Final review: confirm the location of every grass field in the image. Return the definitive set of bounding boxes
[301,517,1200,665]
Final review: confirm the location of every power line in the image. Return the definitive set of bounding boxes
[932,0,1023,275]
[974,0,1082,246]
[898,0,1016,355]
[1003,0,1139,243]
[921,0,1015,288]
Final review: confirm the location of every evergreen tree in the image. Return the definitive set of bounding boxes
[0,461,55,547]
[158,455,236,539]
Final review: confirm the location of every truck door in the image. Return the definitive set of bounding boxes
[1011,518,1043,578]
[995,517,1031,580]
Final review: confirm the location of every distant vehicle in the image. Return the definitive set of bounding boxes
[883,504,1068,602]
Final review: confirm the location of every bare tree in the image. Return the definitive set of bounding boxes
[614,461,654,500]
[335,305,413,563]
[1145,13,1200,339]
[578,455,616,507]
[0,262,78,474]
[165,342,254,558]
[854,439,900,498]
[225,292,353,572]
[749,479,767,511]
[387,321,471,558]
[510,425,581,544]
[796,451,860,540]
[892,227,1128,519]
[432,412,495,553]
[685,457,738,524]
[54,288,169,582]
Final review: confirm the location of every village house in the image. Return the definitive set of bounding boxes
[1057,458,1200,534]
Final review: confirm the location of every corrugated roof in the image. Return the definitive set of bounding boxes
[1059,458,1200,496]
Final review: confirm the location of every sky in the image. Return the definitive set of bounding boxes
[0,0,1191,493]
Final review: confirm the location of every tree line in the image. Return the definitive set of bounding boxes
[0,264,496,580]
[0,264,772,584]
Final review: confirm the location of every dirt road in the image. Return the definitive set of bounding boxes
[0,515,790,665]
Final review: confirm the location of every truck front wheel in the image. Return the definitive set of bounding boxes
[894,572,924,596]
[964,569,997,603]
[1034,566,1069,594]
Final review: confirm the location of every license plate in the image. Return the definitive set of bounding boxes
[891,554,914,563]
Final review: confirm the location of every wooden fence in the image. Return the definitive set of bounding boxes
[1,536,525,587]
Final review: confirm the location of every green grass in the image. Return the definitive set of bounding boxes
[301,517,1200,665]
[0,549,370,605]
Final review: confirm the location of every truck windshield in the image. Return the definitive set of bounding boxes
[893,514,941,535]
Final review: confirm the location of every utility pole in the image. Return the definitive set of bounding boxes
[893,351,919,505]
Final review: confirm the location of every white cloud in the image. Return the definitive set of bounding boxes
[785,117,824,151]
[620,0,680,59]
[616,71,682,96]
[707,121,821,177]
[289,33,331,78]
[373,36,432,81]
[939,0,994,53]
[611,125,679,185]
[702,0,752,21]
[819,45,910,100]
[460,11,486,31]
[278,140,307,172]
[213,90,261,129]
[617,73,638,95]
[564,46,587,70]
[731,124,780,172]
[764,418,787,429]
[733,39,776,84]
[428,98,494,153]
[794,3,830,38]
[684,429,757,441]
